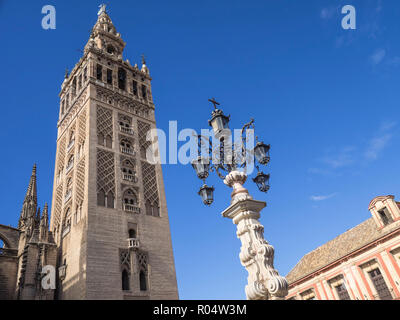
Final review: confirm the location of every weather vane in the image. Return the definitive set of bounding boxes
[98,4,107,16]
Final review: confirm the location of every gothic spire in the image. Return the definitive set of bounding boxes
[25,164,38,206]
[84,5,126,59]
[41,203,49,224]
[35,207,41,224]
[39,203,49,242]
[19,164,38,228]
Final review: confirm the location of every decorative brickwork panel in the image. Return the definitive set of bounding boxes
[96,105,113,138]
[118,113,132,124]
[120,249,131,270]
[141,161,159,205]
[53,184,63,227]
[96,86,153,120]
[57,136,66,173]
[97,149,115,195]
[78,108,87,144]
[137,251,148,272]
[69,122,76,138]
[76,158,85,204]
[138,120,151,159]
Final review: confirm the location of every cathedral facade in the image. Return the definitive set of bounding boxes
[0,7,178,300]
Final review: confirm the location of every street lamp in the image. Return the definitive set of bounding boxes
[190,98,288,300]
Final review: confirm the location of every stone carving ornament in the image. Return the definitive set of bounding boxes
[222,170,288,300]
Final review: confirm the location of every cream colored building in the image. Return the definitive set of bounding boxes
[0,6,178,300]
[286,195,400,300]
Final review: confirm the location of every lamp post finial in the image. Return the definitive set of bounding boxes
[208,97,220,109]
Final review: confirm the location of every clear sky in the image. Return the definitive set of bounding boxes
[1,0,400,299]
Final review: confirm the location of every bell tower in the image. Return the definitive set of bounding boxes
[49,5,178,299]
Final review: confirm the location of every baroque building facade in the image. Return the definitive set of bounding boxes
[0,6,178,300]
[286,195,400,300]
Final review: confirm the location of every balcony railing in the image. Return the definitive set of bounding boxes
[120,146,135,155]
[65,161,74,173]
[67,139,75,152]
[122,174,137,183]
[128,238,140,249]
[58,265,67,281]
[123,204,141,214]
[120,126,134,135]
[64,190,72,203]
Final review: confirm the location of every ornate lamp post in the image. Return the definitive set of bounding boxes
[191,98,288,300]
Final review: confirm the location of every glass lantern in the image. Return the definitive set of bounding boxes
[208,109,230,135]
[252,172,270,193]
[253,142,270,165]
[191,156,210,180]
[198,184,215,206]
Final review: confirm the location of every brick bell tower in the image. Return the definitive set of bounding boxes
[49,5,178,299]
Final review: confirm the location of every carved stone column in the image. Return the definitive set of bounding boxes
[222,170,288,300]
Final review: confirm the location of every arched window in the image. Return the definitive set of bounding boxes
[119,120,130,129]
[67,155,74,166]
[107,45,115,55]
[96,64,102,81]
[121,159,136,182]
[0,237,6,249]
[141,84,147,100]
[66,155,74,171]
[120,139,134,155]
[122,167,133,175]
[123,189,137,205]
[65,178,72,201]
[78,74,82,90]
[77,143,84,159]
[132,80,138,96]
[72,78,77,97]
[97,190,106,206]
[122,269,130,291]
[107,192,114,209]
[98,133,104,146]
[106,69,113,84]
[120,139,132,149]
[118,68,126,90]
[139,270,147,291]
[128,229,136,239]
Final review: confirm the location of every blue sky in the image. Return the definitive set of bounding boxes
[1,0,400,299]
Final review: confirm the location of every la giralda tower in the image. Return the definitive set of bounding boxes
[49,5,178,299]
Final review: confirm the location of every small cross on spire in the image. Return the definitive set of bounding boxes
[208,97,220,109]
[141,54,146,65]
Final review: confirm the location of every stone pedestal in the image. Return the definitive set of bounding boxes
[222,171,288,300]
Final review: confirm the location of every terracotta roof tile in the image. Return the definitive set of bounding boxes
[286,218,400,284]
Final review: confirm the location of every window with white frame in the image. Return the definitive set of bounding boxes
[300,289,316,300]
[360,259,393,300]
[329,275,351,300]
[378,207,393,226]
